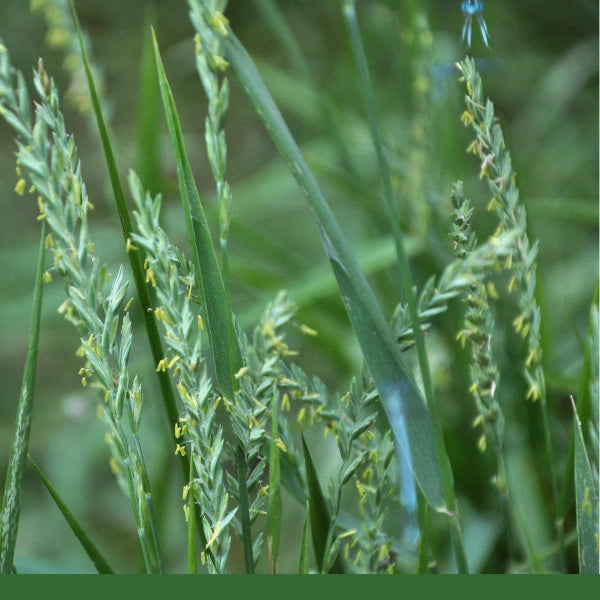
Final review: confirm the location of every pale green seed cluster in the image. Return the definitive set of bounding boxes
[392,216,516,354]
[276,359,405,572]
[449,181,505,478]
[128,171,234,572]
[0,43,162,572]
[458,57,546,407]
[189,0,233,260]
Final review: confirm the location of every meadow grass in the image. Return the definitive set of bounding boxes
[0,0,597,574]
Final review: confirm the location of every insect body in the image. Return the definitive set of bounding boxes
[461,0,491,48]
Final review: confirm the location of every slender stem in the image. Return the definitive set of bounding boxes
[342,0,468,572]
[236,444,254,573]
[0,222,46,574]
[69,1,185,479]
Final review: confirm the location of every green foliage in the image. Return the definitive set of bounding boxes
[0,0,597,574]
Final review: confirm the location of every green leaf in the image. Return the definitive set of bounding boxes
[152,29,241,401]
[28,455,114,574]
[301,434,344,574]
[0,223,46,574]
[153,30,255,574]
[135,6,162,196]
[572,398,599,574]
[186,457,197,574]
[236,444,254,573]
[298,501,311,574]
[266,389,282,573]
[221,24,446,514]
[561,282,598,519]
[68,0,182,459]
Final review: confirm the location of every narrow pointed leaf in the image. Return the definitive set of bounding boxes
[266,390,282,573]
[136,8,162,196]
[29,455,114,574]
[222,29,445,512]
[0,224,46,574]
[236,444,254,573]
[152,31,241,400]
[301,434,344,573]
[561,283,598,517]
[68,1,182,450]
[298,501,311,574]
[571,399,599,574]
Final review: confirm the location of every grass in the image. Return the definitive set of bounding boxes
[0,0,597,574]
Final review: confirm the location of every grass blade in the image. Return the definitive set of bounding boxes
[68,1,182,454]
[342,3,469,571]
[136,7,162,196]
[266,390,282,573]
[151,30,241,401]
[560,282,598,522]
[0,223,46,574]
[298,501,311,574]
[571,397,599,574]
[221,23,446,515]
[301,434,344,573]
[186,457,198,574]
[28,455,115,574]
[152,29,256,573]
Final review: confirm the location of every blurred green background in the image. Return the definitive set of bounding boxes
[0,0,597,573]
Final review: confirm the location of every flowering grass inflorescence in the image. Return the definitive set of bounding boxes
[0,43,162,573]
[0,0,595,576]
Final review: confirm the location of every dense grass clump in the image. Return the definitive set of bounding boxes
[0,0,597,574]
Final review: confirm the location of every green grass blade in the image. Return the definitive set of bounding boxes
[560,281,598,519]
[301,434,344,574]
[341,4,468,572]
[151,30,241,401]
[0,223,46,574]
[266,390,282,573]
[68,1,182,451]
[28,455,115,574]
[571,397,599,574]
[153,30,255,573]
[341,0,436,452]
[221,25,446,515]
[236,444,254,573]
[298,501,311,574]
[186,456,198,574]
[136,7,162,196]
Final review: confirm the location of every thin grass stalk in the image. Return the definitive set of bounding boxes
[458,56,564,567]
[188,4,446,519]
[128,172,229,572]
[0,222,46,574]
[341,0,468,573]
[67,1,184,474]
[186,455,198,574]
[266,389,282,574]
[151,30,240,402]
[28,455,115,574]
[151,30,257,571]
[0,42,163,573]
